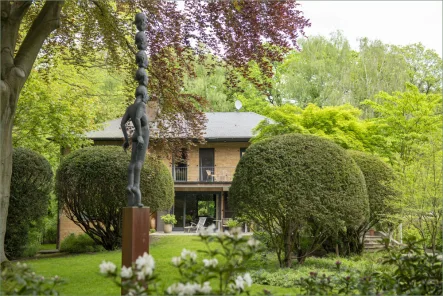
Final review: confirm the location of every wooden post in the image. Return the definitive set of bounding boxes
[122,207,150,268]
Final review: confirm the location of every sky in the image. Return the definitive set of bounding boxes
[298,0,443,56]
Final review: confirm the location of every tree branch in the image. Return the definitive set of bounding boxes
[14,1,64,86]
[1,1,32,79]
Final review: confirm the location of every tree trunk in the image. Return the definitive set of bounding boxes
[0,104,14,264]
[1,1,64,263]
[282,223,296,267]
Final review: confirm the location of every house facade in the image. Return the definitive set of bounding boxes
[58,112,266,241]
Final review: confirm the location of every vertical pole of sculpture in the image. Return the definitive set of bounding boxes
[121,12,151,275]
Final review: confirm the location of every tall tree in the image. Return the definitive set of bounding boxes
[279,31,355,107]
[362,83,442,164]
[13,53,126,166]
[394,43,442,94]
[350,38,410,109]
[0,0,309,263]
[363,85,442,252]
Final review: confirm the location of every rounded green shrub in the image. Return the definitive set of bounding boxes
[229,134,369,266]
[324,151,397,255]
[5,148,53,259]
[60,233,104,253]
[56,146,174,250]
[347,150,397,224]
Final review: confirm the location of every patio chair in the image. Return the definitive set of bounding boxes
[205,170,214,182]
[184,217,207,233]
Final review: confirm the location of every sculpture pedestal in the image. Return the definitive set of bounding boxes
[122,207,150,268]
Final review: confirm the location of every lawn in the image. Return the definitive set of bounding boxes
[21,235,386,295]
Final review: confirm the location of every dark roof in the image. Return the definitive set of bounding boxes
[86,112,268,141]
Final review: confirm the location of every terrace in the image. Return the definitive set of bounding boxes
[171,166,236,182]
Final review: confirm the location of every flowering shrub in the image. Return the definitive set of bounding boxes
[100,226,261,295]
[1,262,64,295]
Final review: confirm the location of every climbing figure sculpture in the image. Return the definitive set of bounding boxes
[121,12,150,207]
[121,86,149,207]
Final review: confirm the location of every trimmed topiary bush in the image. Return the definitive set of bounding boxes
[326,150,397,255]
[347,150,396,226]
[229,134,369,267]
[5,148,53,259]
[56,146,174,250]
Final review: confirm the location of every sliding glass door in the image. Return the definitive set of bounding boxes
[173,192,219,230]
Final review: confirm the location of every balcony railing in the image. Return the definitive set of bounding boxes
[172,166,236,182]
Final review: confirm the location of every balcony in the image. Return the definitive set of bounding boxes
[172,166,235,182]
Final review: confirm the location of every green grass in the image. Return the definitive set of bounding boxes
[39,244,57,251]
[21,236,383,295]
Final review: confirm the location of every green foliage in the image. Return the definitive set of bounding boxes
[184,60,233,112]
[253,104,381,152]
[5,148,53,259]
[394,131,442,252]
[56,146,174,249]
[230,134,369,267]
[393,43,442,94]
[326,151,398,255]
[295,240,442,295]
[279,31,356,107]
[364,85,442,252]
[347,151,397,225]
[351,38,410,108]
[1,262,64,295]
[161,214,177,225]
[226,219,241,229]
[60,234,105,254]
[13,55,126,166]
[363,83,442,163]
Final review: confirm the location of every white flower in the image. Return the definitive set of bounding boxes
[166,283,179,294]
[235,275,245,291]
[180,249,197,261]
[199,224,216,236]
[136,266,154,280]
[171,256,182,266]
[231,227,244,240]
[120,266,133,279]
[135,252,155,271]
[247,238,260,248]
[202,258,218,268]
[181,248,189,259]
[99,261,116,275]
[184,283,200,295]
[244,273,253,287]
[167,282,201,295]
[189,252,197,261]
[199,282,212,294]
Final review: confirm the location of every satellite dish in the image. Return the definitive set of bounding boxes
[235,100,242,111]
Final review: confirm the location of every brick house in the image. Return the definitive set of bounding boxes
[58,112,266,241]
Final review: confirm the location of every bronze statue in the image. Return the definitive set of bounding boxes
[121,12,150,207]
[121,86,150,207]
[136,51,149,68]
[133,12,148,31]
[135,32,148,50]
[135,68,148,87]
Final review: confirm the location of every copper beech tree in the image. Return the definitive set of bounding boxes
[0,0,309,262]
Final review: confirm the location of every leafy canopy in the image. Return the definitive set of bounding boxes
[252,103,381,152]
